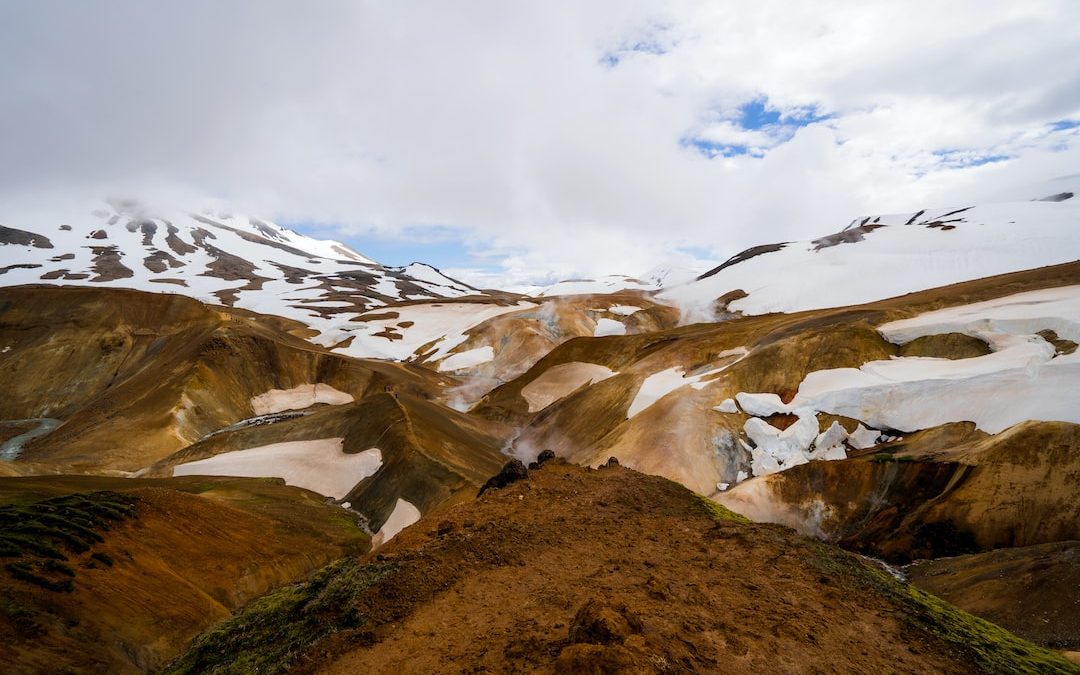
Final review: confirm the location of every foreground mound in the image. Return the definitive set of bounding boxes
[0,475,367,673]
[168,462,1076,674]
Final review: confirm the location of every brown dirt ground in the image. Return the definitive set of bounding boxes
[302,461,979,674]
[0,477,367,674]
[907,541,1080,650]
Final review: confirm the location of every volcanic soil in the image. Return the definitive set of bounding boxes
[171,460,1076,674]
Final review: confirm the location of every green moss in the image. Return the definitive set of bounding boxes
[694,494,751,524]
[805,540,1080,674]
[164,557,395,675]
[0,491,138,591]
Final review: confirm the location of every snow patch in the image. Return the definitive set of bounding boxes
[250,384,354,415]
[733,285,1080,436]
[438,345,495,372]
[521,362,616,412]
[371,498,421,547]
[715,398,740,414]
[594,318,627,337]
[628,348,749,418]
[173,440,381,499]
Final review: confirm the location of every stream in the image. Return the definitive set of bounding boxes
[0,418,62,460]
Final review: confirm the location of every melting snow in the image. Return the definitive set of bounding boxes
[607,305,642,316]
[594,318,627,337]
[627,349,748,418]
[735,285,1080,439]
[250,384,354,415]
[438,345,495,372]
[715,398,740,413]
[521,362,616,412]
[173,440,382,499]
[371,498,421,547]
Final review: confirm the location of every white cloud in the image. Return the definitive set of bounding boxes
[0,1,1077,287]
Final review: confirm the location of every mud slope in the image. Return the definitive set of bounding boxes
[0,475,368,674]
[167,462,1076,674]
[0,286,451,472]
[907,541,1080,651]
[154,392,509,534]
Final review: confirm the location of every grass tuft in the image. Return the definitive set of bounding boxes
[0,491,138,591]
[164,557,395,674]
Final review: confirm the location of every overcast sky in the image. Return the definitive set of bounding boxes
[1,1,1078,287]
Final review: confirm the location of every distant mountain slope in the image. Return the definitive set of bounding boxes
[659,190,1080,318]
[0,199,490,344]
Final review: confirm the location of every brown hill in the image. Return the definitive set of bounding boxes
[907,541,1080,651]
[167,461,1077,674]
[0,475,368,674]
[0,286,450,472]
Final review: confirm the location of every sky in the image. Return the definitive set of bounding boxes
[1,1,1078,288]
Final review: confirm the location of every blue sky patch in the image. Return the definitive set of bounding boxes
[599,22,673,67]
[932,150,1013,168]
[683,97,832,158]
[285,221,498,271]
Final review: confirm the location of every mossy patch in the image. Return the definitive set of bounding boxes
[164,557,395,675]
[0,491,138,592]
[694,494,751,524]
[898,332,992,359]
[805,540,1080,674]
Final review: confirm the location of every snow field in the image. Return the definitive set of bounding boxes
[173,439,382,499]
[250,383,354,415]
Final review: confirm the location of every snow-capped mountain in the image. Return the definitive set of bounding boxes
[659,188,1079,318]
[0,199,490,338]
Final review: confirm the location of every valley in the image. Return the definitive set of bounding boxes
[0,190,1079,672]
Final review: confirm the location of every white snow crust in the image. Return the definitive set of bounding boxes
[371,498,422,547]
[438,345,496,372]
[521,362,616,412]
[594,318,627,337]
[173,440,382,499]
[250,384,354,415]
[659,199,1080,318]
[732,285,1080,476]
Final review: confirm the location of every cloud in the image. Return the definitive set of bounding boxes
[0,1,1078,287]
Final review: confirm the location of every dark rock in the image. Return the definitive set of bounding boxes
[529,449,557,469]
[604,456,620,468]
[436,520,455,536]
[568,599,644,645]
[477,459,529,497]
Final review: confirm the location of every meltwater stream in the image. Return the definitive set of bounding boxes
[0,418,61,460]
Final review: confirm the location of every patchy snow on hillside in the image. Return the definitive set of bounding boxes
[371,498,422,547]
[437,345,495,372]
[538,275,656,297]
[521,362,616,412]
[735,285,1080,449]
[658,199,1080,318]
[594,318,627,336]
[173,440,382,499]
[0,201,494,358]
[332,301,535,361]
[250,383,354,415]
